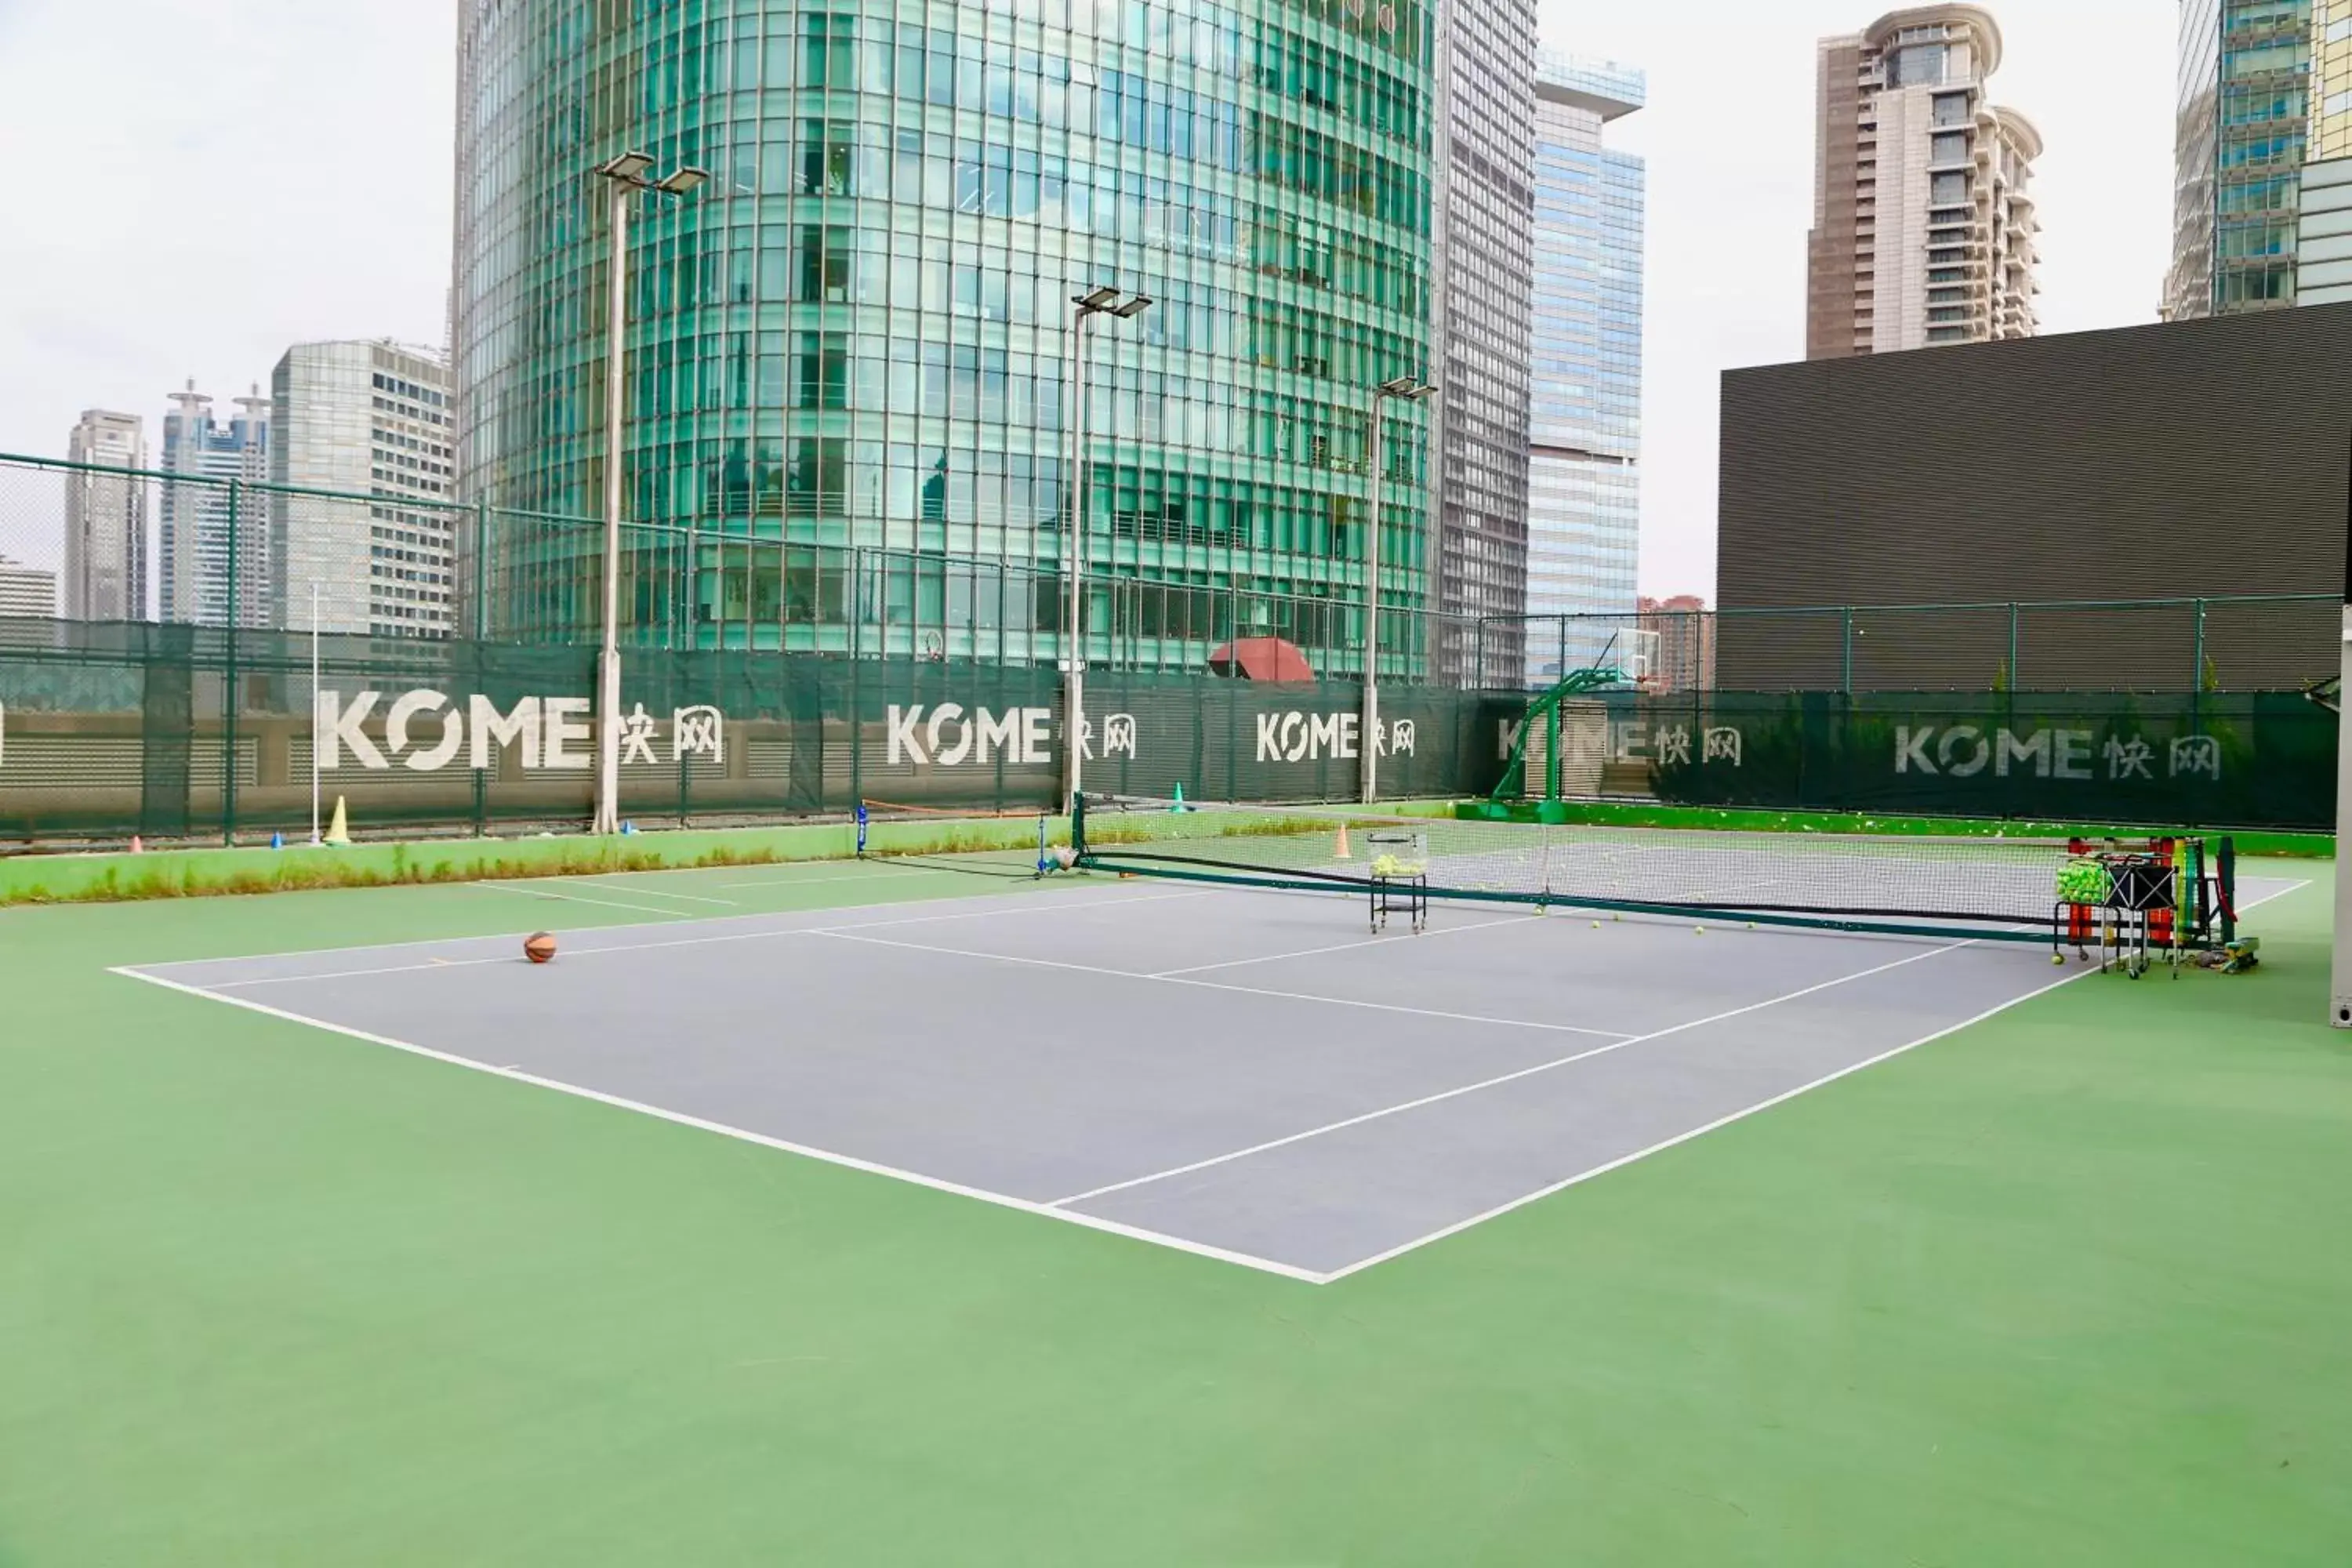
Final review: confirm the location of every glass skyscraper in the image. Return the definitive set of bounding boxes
[1525,53,1642,684]
[2168,0,2312,319]
[455,0,1441,674]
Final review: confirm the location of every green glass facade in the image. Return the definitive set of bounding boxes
[454,0,1439,672]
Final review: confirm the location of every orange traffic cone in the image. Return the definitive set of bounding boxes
[1334,825,1352,860]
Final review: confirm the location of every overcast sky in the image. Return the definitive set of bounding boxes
[0,1,2174,600]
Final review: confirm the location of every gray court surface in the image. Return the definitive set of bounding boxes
[119,873,2292,1283]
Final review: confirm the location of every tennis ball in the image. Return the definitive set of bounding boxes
[1695,926,1706,936]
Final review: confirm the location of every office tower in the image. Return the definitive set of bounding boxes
[63,410,147,621]
[1526,54,1644,684]
[271,340,456,637]
[1808,5,2042,358]
[453,0,1443,670]
[1432,0,1540,675]
[158,382,270,627]
[0,556,58,618]
[2167,0,2313,318]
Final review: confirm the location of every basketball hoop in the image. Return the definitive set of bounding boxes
[1624,629,1662,687]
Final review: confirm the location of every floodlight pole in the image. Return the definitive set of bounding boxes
[593,153,706,837]
[1363,377,1435,804]
[594,174,630,837]
[1062,288,1149,817]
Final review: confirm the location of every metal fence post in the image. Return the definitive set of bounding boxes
[474,499,491,642]
[2007,602,2020,692]
[2192,597,2209,695]
[1841,606,1854,695]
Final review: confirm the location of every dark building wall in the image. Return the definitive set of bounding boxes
[1717,305,2352,692]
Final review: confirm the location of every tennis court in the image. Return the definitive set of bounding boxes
[119,848,2300,1283]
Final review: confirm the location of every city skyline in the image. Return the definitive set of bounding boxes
[0,0,2175,604]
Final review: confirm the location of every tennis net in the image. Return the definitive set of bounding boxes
[1073,794,2235,946]
[855,798,1062,880]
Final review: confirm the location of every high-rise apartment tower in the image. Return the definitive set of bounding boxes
[1807,5,2042,359]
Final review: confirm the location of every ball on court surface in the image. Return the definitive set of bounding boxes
[524,932,557,965]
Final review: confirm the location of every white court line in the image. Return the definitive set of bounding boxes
[187,889,1212,989]
[1046,938,1975,1210]
[107,964,1327,1286]
[1316,877,2317,1282]
[466,883,694,919]
[715,870,958,891]
[817,930,1635,1041]
[112,877,2318,1287]
[549,877,741,907]
[1148,914,1535,978]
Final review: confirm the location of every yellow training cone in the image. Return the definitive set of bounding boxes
[324,796,353,847]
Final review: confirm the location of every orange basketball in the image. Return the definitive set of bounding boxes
[524,932,557,965]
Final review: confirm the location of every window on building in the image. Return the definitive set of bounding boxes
[797,224,854,300]
[1893,43,1949,87]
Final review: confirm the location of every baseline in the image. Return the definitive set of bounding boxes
[107,964,1330,1285]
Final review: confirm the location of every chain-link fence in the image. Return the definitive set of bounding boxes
[5,451,1490,687]
[1490,596,2341,697]
[7,449,2338,696]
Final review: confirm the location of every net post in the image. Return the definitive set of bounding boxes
[1071,791,1089,862]
[2219,834,2237,949]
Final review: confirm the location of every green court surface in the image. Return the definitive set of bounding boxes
[4,858,2350,1564]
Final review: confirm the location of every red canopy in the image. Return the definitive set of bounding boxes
[1207,637,1317,682]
